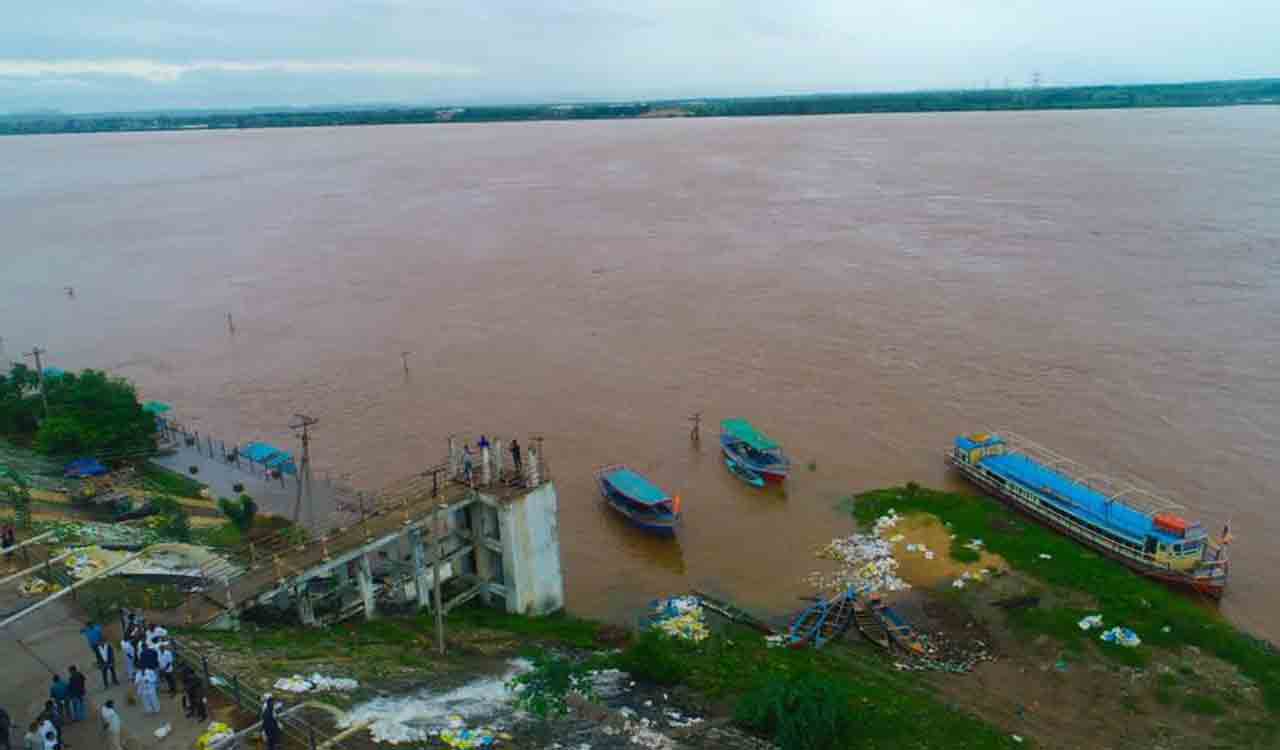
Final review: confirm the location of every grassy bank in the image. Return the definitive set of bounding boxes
[137,461,207,498]
[850,485,1280,713]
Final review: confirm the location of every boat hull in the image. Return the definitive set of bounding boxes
[948,456,1226,599]
[720,441,789,484]
[595,467,679,537]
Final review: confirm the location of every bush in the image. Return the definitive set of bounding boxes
[149,495,191,542]
[0,367,157,456]
[507,651,597,718]
[218,494,258,534]
[615,630,692,686]
[735,667,858,750]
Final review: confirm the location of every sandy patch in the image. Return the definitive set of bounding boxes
[886,515,1007,588]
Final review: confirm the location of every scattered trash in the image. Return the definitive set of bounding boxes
[273,673,360,693]
[1100,627,1141,648]
[952,579,967,589]
[1161,625,1172,634]
[1012,735,1024,744]
[18,577,60,596]
[1038,553,1053,560]
[440,721,500,749]
[646,596,710,642]
[153,723,172,739]
[1053,658,1070,673]
[963,538,985,552]
[196,722,234,750]
[951,569,990,590]
[809,514,911,594]
[764,634,788,648]
[1077,615,1104,631]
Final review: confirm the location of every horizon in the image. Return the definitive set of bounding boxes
[3,1,1279,114]
[4,74,1278,119]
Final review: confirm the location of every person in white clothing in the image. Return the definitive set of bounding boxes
[40,731,55,750]
[145,624,168,649]
[100,700,122,750]
[139,668,161,714]
[120,638,136,682]
[157,643,177,696]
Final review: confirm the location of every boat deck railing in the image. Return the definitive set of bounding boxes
[988,430,1186,520]
[950,455,1229,577]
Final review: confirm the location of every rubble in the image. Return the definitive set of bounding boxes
[272,673,360,693]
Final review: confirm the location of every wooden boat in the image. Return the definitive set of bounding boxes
[948,432,1229,598]
[867,596,926,654]
[720,419,791,484]
[786,589,857,649]
[724,457,765,487]
[595,464,681,536]
[852,598,891,650]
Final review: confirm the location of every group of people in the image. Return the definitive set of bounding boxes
[461,435,523,483]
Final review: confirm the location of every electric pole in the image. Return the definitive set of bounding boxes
[23,347,49,420]
[289,414,319,529]
[401,351,410,374]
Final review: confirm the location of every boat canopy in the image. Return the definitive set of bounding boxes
[603,467,670,505]
[721,418,780,452]
[141,401,172,415]
[242,441,297,475]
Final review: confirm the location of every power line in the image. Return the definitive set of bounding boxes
[289,414,318,528]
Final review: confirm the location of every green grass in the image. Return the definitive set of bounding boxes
[445,605,603,649]
[1183,693,1226,716]
[80,578,184,620]
[850,485,1280,712]
[137,461,207,498]
[190,521,243,549]
[616,627,1022,749]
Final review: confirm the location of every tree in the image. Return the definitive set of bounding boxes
[0,365,156,457]
[1,468,32,529]
[217,494,258,535]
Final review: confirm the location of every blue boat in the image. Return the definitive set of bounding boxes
[720,419,791,484]
[949,432,1229,598]
[785,588,857,649]
[595,464,682,536]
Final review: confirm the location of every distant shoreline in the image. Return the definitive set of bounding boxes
[3,77,1278,137]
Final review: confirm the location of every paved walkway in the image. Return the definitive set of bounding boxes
[152,437,347,522]
[0,601,206,750]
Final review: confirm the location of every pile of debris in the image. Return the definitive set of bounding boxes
[808,509,910,594]
[894,630,995,674]
[646,597,711,642]
[273,674,360,694]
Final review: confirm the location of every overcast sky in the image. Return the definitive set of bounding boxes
[2,1,1278,113]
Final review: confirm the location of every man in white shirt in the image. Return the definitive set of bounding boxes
[145,624,168,649]
[157,643,177,696]
[139,669,161,714]
[120,638,136,682]
[99,701,122,750]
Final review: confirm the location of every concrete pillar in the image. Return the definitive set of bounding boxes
[493,440,505,483]
[356,554,376,620]
[297,588,318,627]
[448,436,461,480]
[470,505,493,605]
[480,446,492,486]
[411,530,432,611]
[526,445,540,487]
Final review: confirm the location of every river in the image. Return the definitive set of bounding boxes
[2,107,1277,640]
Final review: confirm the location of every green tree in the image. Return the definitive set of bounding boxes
[1,468,32,529]
[0,365,156,456]
[217,494,258,535]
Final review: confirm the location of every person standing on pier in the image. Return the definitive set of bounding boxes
[510,439,522,474]
[260,694,282,750]
[157,643,176,696]
[119,637,135,683]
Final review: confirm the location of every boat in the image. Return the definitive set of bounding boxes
[720,419,791,484]
[866,595,927,654]
[786,589,857,649]
[947,432,1229,598]
[724,457,765,487]
[595,464,681,536]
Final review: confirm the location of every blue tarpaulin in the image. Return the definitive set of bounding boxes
[242,442,296,475]
[64,458,108,478]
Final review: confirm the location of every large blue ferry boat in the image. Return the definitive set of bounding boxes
[948,432,1229,598]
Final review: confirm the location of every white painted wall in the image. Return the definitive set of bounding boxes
[498,482,565,615]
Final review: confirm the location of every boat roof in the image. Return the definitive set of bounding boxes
[721,418,780,451]
[602,467,670,505]
[975,449,1198,545]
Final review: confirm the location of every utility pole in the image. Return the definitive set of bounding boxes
[289,414,319,529]
[23,347,49,420]
[688,411,702,444]
[227,313,235,335]
[432,503,445,655]
[401,351,410,374]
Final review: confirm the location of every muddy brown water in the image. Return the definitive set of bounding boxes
[2,108,1278,641]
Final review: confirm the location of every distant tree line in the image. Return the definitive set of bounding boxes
[3,78,1278,137]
